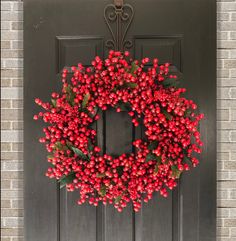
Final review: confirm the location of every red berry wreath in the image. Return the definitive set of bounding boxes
[34,50,204,212]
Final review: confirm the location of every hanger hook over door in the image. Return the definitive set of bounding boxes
[104,0,134,51]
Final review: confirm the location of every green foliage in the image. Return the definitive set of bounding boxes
[87,138,94,153]
[116,101,132,111]
[148,141,158,150]
[145,153,162,163]
[96,173,106,178]
[65,85,76,106]
[82,93,90,109]
[154,163,160,173]
[99,185,106,197]
[51,99,57,107]
[130,62,139,76]
[58,172,76,189]
[114,195,122,203]
[184,109,192,117]
[171,166,182,178]
[71,147,89,160]
[53,141,68,151]
[47,155,54,160]
[116,166,124,176]
[161,76,180,88]
[125,82,138,88]
[162,109,172,120]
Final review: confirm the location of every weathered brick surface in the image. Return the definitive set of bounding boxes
[217,0,236,240]
[1,0,236,240]
[1,2,24,241]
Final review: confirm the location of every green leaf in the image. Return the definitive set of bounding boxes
[148,141,158,150]
[183,156,191,163]
[65,85,76,106]
[130,62,139,76]
[51,99,57,107]
[54,141,62,149]
[112,87,117,92]
[171,166,182,178]
[183,149,188,156]
[96,173,106,178]
[116,102,132,111]
[184,109,192,117]
[65,85,72,93]
[125,82,138,88]
[66,141,72,148]
[162,78,180,88]
[162,109,172,120]
[71,147,89,160]
[114,195,122,204]
[88,138,94,152]
[58,172,76,189]
[47,155,54,160]
[53,141,68,151]
[154,163,160,173]
[82,93,90,109]
[99,185,106,197]
[145,153,162,163]
[116,166,124,176]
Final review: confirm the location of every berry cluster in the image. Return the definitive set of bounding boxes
[34,51,203,212]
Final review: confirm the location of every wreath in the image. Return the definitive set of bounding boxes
[34,50,203,212]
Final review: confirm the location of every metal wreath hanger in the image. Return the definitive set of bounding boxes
[104,0,134,51]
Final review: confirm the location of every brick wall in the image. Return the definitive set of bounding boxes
[1,1,24,241]
[1,0,236,240]
[217,0,236,240]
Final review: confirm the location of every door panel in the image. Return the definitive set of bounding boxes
[56,36,104,73]
[104,205,134,241]
[135,193,173,241]
[60,190,97,241]
[135,36,182,71]
[24,0,216,241]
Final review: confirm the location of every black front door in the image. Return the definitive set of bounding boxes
[24,0,216,240]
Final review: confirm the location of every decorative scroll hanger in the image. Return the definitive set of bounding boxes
[104,0,134,51]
